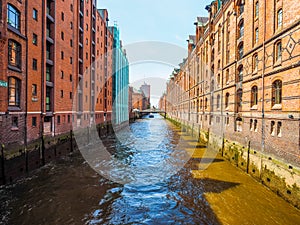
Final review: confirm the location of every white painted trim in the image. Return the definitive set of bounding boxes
[27,112,42,114]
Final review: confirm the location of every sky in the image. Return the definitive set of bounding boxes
[97,0,212,106]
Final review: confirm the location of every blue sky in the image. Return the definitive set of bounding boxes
[97,0,212,106]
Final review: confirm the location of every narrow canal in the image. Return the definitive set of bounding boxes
[1,115,299,225]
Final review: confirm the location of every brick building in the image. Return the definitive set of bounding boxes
[0,1,125,151]
[163,0,300,207]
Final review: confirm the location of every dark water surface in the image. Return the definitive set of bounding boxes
[1,115,299,225]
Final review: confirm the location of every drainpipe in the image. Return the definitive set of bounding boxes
[41,0,45,165]
[221,6,225,157]
[260,0,267,178]
[24,0,28,172]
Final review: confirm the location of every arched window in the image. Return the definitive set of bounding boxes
[8,77,21,106]
[7,4,20,30]
[238,20,244,38]
[217,74,221,86]
[205,97,208,109]
[238,42,244,60]
[236,89,243,112]
[225,69,229,84]
[217,94,221,109]
[227,12,230,28]
[253,54,258,72]
[211,80,214,92]
[239,1,245,15]
[200,99,203,109]
[8,39,22,68]
[211,65,214,77]
[255,1,259,18]
[237,65,243,82]
[277,9,283,29]
[272,80,282,106]
[254,27,259,44]
[275,40,282,62]
[225,92,230,108]
[251,85,258,107]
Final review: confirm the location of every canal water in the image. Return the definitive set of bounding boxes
[1,115,300,225]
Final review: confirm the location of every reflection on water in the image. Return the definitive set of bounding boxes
[1,115,299,225]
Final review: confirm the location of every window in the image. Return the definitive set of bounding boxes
[32,117,37,127]
[61,90,64,98]
[70,74,72,81]
[217,95,220,109]
[227,12,230,28]
[275,41,282,63]
[237,89,243,110]
[254,119,258,132]
[8,77,21,106]
[277,122,282,137]
[33,8,38,20]
[205,98,208,109]
[253,54,258,72]
[86,24,88,31]
[8,39,21,68]
[46,87,52,111]
[272,80,282,106]
[250,119,253,131]
[251,86,258,107]
[225,69,229,84]
[61,70,64,79]
[239,2,244,15]
[70,92,72,99]
[270,121,275,136]
[68,115,71,123]
[12,116,18,128]
[277,9,283,29]
[7,4,20,30]
[32,58,37,70]
[70,22,73,29]
[200,99,203,109]
[32,84,37,96]
[218,27,221,52]
[238,43,244,60]
[237,65,243,82]
[70,4,73,12]
[255,28,259,44]
[61,51,64,59]
[46,66,51,82]
[217,74,221,86]
[61,31,64,40]
[255,1,259,18]
[70,57,73,64]
[238,20,244,38]
[61,12,64,21]
[33,33,38,45]
[57,115,61,124]
[225,92,229,108]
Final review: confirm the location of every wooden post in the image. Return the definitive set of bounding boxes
[41,135,45,166]
[70,130,73,152]
[1,144,6,185]
[246,141,251,173]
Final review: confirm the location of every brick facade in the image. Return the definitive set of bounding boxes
[0,1,124,152]
[162,0,300,207]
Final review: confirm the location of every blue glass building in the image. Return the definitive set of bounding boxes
[109,25,129,126]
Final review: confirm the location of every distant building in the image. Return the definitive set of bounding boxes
[140,82,150,109]
[110,24,129,126]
